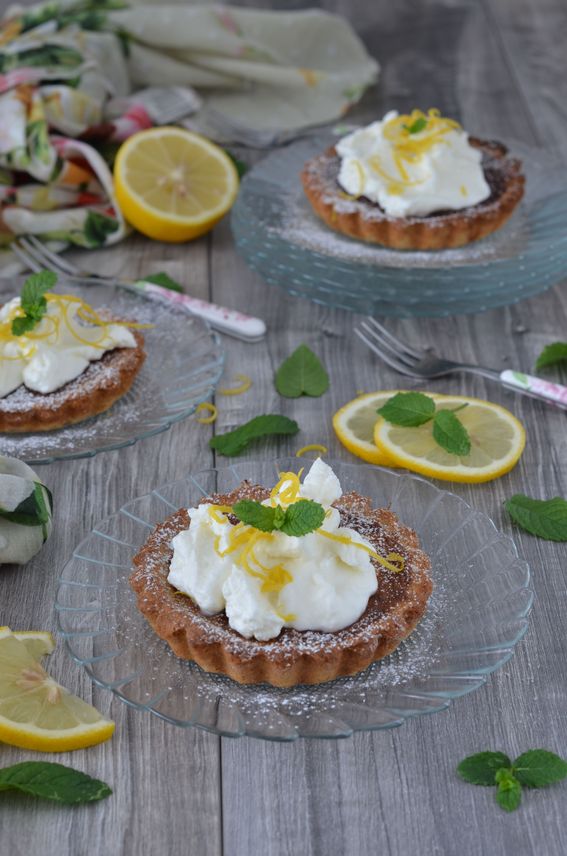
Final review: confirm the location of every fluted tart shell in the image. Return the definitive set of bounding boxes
[129,481,433,688]
[301,137,525,250]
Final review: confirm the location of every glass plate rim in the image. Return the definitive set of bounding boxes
[56,458,533,741]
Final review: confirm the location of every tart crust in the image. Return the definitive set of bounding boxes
[0,330,145,433]
[130,482,433,687]
[301,137,525,250]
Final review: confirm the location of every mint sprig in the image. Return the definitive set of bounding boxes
[275,344,329,398]
[405,116,427,134]
[457,749,567,812]
[504,494,567,541]
[0,762,112,805]
[377,392,471,457]
[209,414,299,456]
[142,271,183,293]
[11,270,57,336]
[233,498,325,537]
[535,341,567,371]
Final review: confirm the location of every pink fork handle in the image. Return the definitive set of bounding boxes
[500,369,567,409]
[140,281,266,342]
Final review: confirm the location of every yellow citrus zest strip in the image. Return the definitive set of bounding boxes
[317,529,404,573]
[195,402,218,424]
[207,504,231,524]
[218,373,252,396]
[296,444,328,458]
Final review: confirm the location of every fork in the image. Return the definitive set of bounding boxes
[355,317,567,410]
[11,236,266,343]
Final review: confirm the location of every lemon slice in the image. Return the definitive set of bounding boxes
[373,394,526,483]
[114,127,239,242]
[0,634,114,752]
[332,391,404,465]
[0,627,55,660]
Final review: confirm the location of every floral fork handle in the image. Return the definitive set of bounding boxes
[500,370,567,409]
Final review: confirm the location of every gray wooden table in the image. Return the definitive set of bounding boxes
[2,1,567,854]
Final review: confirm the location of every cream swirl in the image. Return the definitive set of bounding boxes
[0,295,137,398]
[168,459,382,642]
[336,109,491,217]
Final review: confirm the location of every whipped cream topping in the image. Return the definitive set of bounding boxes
[168,459,380,642]
[0,295,137,398]
[336,109,491,217]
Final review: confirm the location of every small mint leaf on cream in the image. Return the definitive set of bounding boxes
[232,498,325,537]
[11,269,57,336]
[407,116,427,134]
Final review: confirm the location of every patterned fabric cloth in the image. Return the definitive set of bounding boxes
[0,1,378,268]
[0,455,53,564]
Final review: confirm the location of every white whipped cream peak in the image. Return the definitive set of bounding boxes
[168,459,379,642]
[336,109,491,218]
[0,294,137,397]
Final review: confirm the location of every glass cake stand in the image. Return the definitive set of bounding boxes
[231,135,567,317]
[56,459,532,741]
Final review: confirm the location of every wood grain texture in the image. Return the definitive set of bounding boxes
[1,0,567,854]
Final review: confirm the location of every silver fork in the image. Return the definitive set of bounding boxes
[11,236,266,343]
[355,316,567,410]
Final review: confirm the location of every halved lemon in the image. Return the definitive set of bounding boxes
[114,127,239,242]
[0,626,55,660]
[333,391,404,466]
[373,394,526,483]
[0,634,114,752]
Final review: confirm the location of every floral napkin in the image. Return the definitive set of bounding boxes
[0,455,53,564]
[0,0,378,270]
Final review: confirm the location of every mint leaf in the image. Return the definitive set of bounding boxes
[407,116,427,134]
[0,762,111,805]
[504,495,567,541]
[279,499,325,537]
[224,149,248,178]
[495,769,522,812]
[20,269,56,311]
[275,345,329,398]
[143,271,183,293]
[209,414,299,456]
[457,752,512,786]
[535,342,567,371]
[433,409,471,456]
[513,750,567,788]
[233,499,276,532]
[11,269,57,336]
[377,392,436,427]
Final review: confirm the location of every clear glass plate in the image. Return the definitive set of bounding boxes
[56,459,532,741]
[231,135,567,317]
[0,282,224,465]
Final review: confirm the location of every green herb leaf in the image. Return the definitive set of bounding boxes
[512,750,567,788]
[535,342,567,371]
[504,495,567,541]
[224,149,248,178]
[0,762,112,805]
[11,270,57,336]
[495,769,522,812]
[377,392,436,427]
[142,271,184,293]
[232,499,277,532]
[209,414,299,456]
[457,752,512,786]
[432,409,471,456]
[407,116,427,134]
[275,345,329,398]
[279,499,326,537]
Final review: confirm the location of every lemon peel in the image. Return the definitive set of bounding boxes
[295,444,328,458]
[218,373,252,395]
[196,402,218,424]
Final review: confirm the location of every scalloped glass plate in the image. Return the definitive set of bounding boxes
[0,281,224,465]
[231,134,567,317]
[56,459,532,740]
